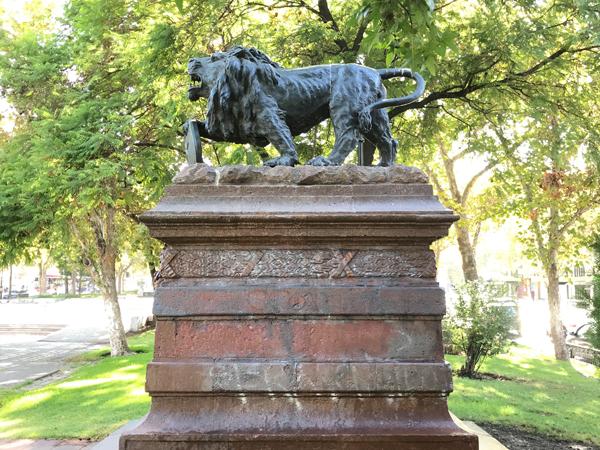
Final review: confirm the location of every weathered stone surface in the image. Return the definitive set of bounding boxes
[347,165,388,183]
[121,396,477,450]
[172,163,428,185]
[218,165,264,184]
[156,248,436,280]
[387,164,429,183]
[154,319,442,361]
[172,163,216,184]
[146,362,453,393]
[260,165,297,184]
[296,166,352,185]
[153,283,446,317]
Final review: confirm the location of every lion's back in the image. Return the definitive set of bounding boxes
[279,63,381,101]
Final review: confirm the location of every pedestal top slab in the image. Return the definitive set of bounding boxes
[141,164,457,245]
[172,163,428,185]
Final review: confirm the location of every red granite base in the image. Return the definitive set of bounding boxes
[120,395,477,450]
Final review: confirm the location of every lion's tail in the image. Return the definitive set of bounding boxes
[358,68,425,133]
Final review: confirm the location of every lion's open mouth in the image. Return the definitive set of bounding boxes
[188,74,204,101]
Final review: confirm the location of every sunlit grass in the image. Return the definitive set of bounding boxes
[0,331,153,439]
[448,345,600,444]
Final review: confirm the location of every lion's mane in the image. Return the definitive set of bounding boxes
[206,47,283,144]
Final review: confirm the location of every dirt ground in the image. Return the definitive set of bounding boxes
[483,423,600,450]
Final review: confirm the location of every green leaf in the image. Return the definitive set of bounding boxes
[385,51,394,67]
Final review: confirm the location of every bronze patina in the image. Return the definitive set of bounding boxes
[185,46,424,167]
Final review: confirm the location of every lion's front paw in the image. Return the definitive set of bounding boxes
[263,156,298,167]
[307,156,336,166]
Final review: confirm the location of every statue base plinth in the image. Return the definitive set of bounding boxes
[120,164,478,450]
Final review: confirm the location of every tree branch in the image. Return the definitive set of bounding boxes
[424,165,448,203]
[133,141,182,152]
[556,201,599,239]
[351,19,369,52]
[389,44,600,118]
[461,161,496,205]
[317,0,340,31]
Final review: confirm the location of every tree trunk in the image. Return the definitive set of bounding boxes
[64,275,69,295]
[71,208,130,356]
[117,271,122,294]
[438,145,481,283]
[39,261,47,296]
[455,222,479,282]
[546,254,569,360]
[100,264,129,356]
[92,209,130,356]
[8,265,12,299]
[71,273,77,296]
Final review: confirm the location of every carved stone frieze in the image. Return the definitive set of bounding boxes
[157,248,435,279]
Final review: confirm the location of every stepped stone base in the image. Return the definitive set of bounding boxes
[120,164,478,450]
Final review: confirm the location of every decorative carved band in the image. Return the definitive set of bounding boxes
[157,248,435,280]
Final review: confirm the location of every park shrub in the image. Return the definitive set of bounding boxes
[444,281,514,378]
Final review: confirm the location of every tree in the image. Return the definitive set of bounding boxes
[364,1,599,288]
[490,112,600,360]
[412,108,501,282]
[36,249,50,296]
[0,0,180,355]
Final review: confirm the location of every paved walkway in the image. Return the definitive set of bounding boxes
[0,297,153,388]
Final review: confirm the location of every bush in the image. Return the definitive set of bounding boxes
[444,281,514,378]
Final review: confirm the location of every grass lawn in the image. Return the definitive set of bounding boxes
[448,346,600,445]
[0,332,153,439]
[0,334,598,444]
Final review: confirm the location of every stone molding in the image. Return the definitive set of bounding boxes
[146,361,452,394]
[153,284,446,317]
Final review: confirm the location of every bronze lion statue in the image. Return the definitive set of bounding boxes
[187,46,424,167]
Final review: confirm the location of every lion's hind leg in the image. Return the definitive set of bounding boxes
[308,113,360,166]
[364,109,397,166]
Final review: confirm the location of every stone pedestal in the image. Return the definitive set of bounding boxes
[120,164,478,450]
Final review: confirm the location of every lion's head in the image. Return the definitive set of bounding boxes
[187,46,282,143]
[187,46,280,101]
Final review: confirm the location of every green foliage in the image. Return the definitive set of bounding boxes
[445,281,514,377]
[489,111,600,272]
[361,0,453,75]
[0,0,183,269]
